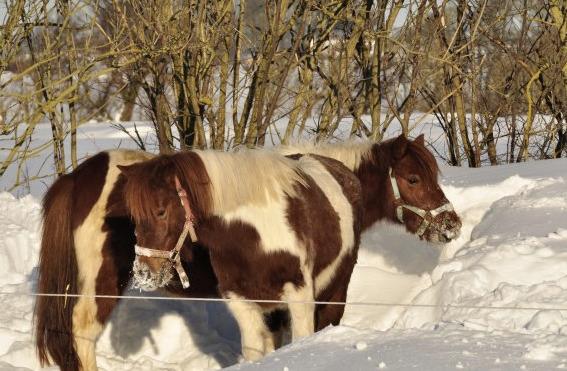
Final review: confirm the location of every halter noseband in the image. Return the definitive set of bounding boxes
[134,176,197,289]
[388,167,454,237]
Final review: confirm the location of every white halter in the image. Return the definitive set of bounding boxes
[134,177,197,289]
[388,167,454,237]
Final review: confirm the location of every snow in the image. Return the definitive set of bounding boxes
[1,124,567,369]
[228,325,562,371]
[0,193,41,287]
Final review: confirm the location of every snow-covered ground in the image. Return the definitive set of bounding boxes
[1,123,567,370]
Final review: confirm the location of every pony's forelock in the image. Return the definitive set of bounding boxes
[169,152,213,220]
[406,140,439,181]
[368,137,439,182]
[121,158,176,224]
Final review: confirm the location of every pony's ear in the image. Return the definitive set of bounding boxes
[117,164,136,178]
[414,134,425,146]
[391,134,409,160]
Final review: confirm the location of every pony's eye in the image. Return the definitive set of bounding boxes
[408,175,420,185]
[156,209,167,219]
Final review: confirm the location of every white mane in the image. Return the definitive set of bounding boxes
[195,149,305,214]
[276,140,375,171]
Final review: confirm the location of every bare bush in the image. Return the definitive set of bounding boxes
[1,0,566,189]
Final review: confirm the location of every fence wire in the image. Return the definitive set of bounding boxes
[2,291,567,312]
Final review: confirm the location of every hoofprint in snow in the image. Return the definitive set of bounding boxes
[1,156,567,370]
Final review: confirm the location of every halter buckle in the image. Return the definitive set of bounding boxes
[170,249,180,262]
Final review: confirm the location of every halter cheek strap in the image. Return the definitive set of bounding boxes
[134,176,197,289]
[388,167,454,237]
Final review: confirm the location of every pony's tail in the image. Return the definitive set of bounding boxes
[34,173,81,371]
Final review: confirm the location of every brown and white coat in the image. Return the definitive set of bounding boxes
[34,149,363,370]
[118,150,363,362]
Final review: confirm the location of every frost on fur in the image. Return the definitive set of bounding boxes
[131,258,174,291]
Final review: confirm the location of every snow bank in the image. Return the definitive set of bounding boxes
[0,193,45,369]
[0,193,41,286]
[399,177,567,333]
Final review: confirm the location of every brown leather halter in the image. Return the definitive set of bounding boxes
[388,167,455,237]
[134,176,197,289]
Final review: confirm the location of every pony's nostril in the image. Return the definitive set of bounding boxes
[444,217,461,230]
[443,230,457,240]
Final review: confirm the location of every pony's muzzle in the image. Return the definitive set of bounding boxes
[439,214,462,241]
[132,257,174,291]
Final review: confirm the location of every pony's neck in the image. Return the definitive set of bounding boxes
[354,142,395,230]
[280,140,396,230]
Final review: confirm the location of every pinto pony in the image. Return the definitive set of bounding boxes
[34,134,461,370]
[279,134,462,241]
[116,150,362,361]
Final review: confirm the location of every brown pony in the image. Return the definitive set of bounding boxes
[33,134,461,370]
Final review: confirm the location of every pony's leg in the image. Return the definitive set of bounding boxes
[73,216,133,370]
[72,214,110,371]
[315,252,357,331]
[262,330,276,355]
[265,309,289,349]
[225,292,272,361]
[72,217,107,371]
[72,259,129,371]
[314,290,347,331]
[72,298,103,371]
[282,282,315,341]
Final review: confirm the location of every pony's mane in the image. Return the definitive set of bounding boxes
[123,150,306,222]
[188,150,305,214]
[277,140,374,171]
[278,137,439,182]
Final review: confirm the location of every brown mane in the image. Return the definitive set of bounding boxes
[405,140,440,181]
[121,152,213,223]
[369,136,439,179]
[277,141,374,171]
